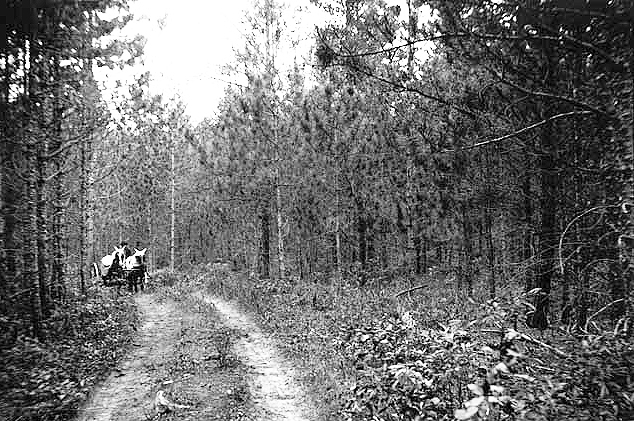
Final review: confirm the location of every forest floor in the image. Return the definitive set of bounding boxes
[76,286,314,421]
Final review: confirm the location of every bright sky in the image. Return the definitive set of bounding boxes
[94,0,427,125]
[95,0,330,124]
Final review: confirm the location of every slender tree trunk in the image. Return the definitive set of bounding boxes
[79,133,87,294]
[335,162,342,280]
[147,206,153,271]
[523,166,533,292]
[406,165,415,272]
[529,116,557,330]
[25,35,42,337]
[486,206,495,299]
[0,50,10,300]
[36,112,49,315]
[259,197,270,279]
[50,51,65,300]
[27,152,42,338]
[414,231,422,275]
[114,176,122,244]
[624,8,634,316]
[86,134,95,274]
[462,202,473,297]
[170,135,175,271]
[276,179,284,278]
[336,188,342,279]
[356,197,367,285]
[616,8,634,320]
[2,121,17,301]
[367,213,375,264]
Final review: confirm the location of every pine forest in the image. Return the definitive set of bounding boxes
[1,1,633,420]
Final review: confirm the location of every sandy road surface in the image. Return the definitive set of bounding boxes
[76,291,314,421]
[202,294,314,421]
[76,294,180,420]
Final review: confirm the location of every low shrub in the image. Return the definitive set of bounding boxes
[0,288,139,421]
[198,265,633,421]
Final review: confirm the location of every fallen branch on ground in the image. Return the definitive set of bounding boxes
[394,284,427,298]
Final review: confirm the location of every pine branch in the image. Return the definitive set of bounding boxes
[344,62,479,120]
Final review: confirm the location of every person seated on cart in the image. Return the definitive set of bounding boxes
[100,243,127,285]
[120,240,133,262]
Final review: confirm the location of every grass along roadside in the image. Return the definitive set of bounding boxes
[0,288,140,421]
[196,265,633,421]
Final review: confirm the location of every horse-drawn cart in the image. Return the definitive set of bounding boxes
[94,246,148,293]
[123,266,146,292]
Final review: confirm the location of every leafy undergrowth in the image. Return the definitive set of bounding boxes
[193,264,634,421]
[0,287,139,421]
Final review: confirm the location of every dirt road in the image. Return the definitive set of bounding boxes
[76,294,181,420]
[76,292,313,420]
[202,294,314,421]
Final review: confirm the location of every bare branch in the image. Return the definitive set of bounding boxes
[331,31,619,67]
[558,203,622,275]
[493,70,610,117]
[394,284,427,298]
[444,110,592,153]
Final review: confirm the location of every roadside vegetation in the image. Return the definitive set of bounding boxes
[200,265,633,421]
[0,288,139,421]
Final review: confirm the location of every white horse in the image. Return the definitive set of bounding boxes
[95,245,126,286]
[123,248,148,292]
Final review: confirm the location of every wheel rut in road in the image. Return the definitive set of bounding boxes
[201,293,314,421]
[76,294,180,421]
[77,291,314,421]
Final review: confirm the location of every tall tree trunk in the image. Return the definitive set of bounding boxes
[529,117,557,330]
[356,197,367,285]
[36,114,49,315]
[50,51,65,300]
[616,6,634,320]
[0,49,10,300]
[523,165,533,292]
[486,206,495,299]
[79,134,87,294]
[276,179,285,278]
[462,202,473,297]
[259,197,271,279]
[170,135,175,271]
[27,148,42,338]
[2,122,17,301]
[335,154,342,280]
[86,135,95,275]
[147,206,153,271]
[25,35,42,337]
[335,179,342,280]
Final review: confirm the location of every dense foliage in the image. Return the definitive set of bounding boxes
[0,0,141,337]
[0,291,138,421]
[203,267,634,421]
[116,0,633,334]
